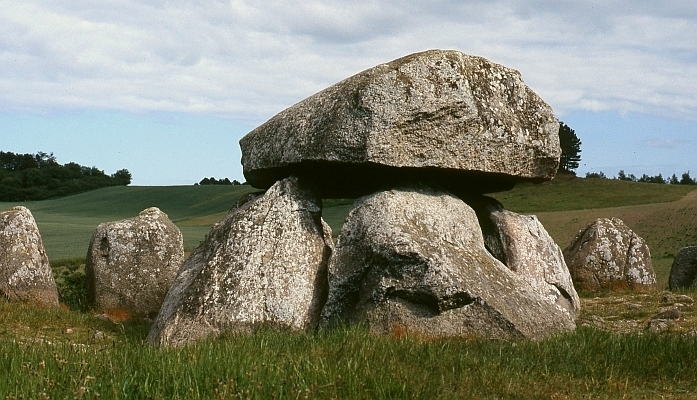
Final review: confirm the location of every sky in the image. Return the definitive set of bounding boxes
[1,1,696,185]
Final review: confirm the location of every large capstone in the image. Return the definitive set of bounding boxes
[0,206,59,307]
[669,246,697,290]
[563,218,656,292]
[148,177,333,347]
[240,49,560,198]
[320,185,575,340]
[85,207,184,318]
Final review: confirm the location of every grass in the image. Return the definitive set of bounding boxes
[2,299,697,399]
[0,185,257,259]
[531,189,697,288]
[490,176,694,213]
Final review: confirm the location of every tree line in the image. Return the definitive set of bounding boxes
[585,170,696,185]
[195,177,244,186]
[0,151,132,201]
[556,122,695,185]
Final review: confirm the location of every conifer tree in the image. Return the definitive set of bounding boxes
[558,121,582,173]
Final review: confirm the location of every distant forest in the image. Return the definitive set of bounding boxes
[0,151,132,201]
[585,170,696,185]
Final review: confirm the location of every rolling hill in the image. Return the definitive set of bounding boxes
[0,185,258,260]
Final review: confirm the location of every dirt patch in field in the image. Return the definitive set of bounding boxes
[578,291,697,335]
[535,188,697,287]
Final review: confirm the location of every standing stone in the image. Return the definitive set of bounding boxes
[475,198,580,316]
[320,185,575,340]
[85,207,184,318]
[669,246,697,290]
[0,206,59,306]
[240,49,560,198]
[563,218,656,292]
[148,177,333,347]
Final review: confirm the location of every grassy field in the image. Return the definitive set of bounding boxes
[2,299,697,399]
[490,178,697,288]
[3,178,697,398]
[0,185,258,260]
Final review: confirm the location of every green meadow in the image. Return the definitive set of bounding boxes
[0,185,259,260]
[2,178,697,398]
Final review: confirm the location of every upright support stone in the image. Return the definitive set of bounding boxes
[148,177,333,347]
[320,184,575,340]
[479,199,580,316]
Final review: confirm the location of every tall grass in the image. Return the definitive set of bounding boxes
[2,311,696,399]
[3,181,697,398]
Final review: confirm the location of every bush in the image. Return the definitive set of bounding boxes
[50,258,89,312]
[585,171,606,179]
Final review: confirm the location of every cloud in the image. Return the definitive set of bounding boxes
[645,138,690,149]
[1,0,696,125]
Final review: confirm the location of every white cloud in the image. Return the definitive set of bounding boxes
[645,138,690,149]
[1,0,696,125]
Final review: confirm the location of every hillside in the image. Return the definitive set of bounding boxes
[0,185,258,260]
[531,189,697,286]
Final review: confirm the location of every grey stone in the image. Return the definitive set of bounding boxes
[647,318,674,334]
[148,177,333,347]
[240,49,560,198]
[563,218,656,292]
[320,184,575,340]
[85,207,184,318]
[668,246,697,290]
[0,206,59,307]
[652,307,681,320]
[477,198,580,317]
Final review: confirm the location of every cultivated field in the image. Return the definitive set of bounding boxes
[2,178,697,398]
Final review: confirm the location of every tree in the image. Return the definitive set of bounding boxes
[197,177,238,185]
[669,174,680,184]
[616,170,636,182]
[680,172,696,185]
[111,169,132,185]
[558,121,582,173]
[0,150,131,201]
[585,171,606,179]
[638,173,666,184]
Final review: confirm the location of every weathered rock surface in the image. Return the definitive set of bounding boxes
[85,207,184,318]
[0,206,59,306]
[320,185,575,340]
[240,49,560,198]
[669,246,697,290]
[563,218,656,292]
[148,177,333,347]
[474,197,580,316]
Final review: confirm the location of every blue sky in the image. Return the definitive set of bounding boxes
[1,1,696,185]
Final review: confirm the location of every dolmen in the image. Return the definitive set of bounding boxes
[86,207,184,319]
[563,217,656,292]
[149,49,579,347]
[0,206,59,307]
